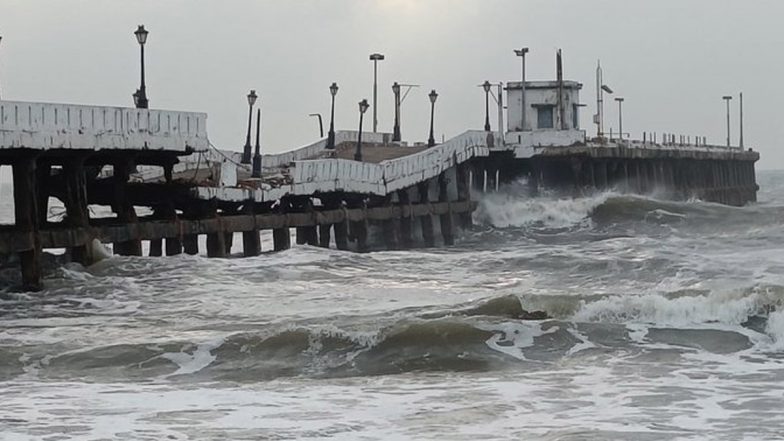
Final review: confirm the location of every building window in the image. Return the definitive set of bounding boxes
[537,106,553,129]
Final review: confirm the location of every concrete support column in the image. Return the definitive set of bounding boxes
[438,174,455,246]
[13,158,42,291]
[622,161,629,191]
[273,200,292,252]
[36,162,51,226]
[318,223,331,248]
[634,161,643,193]
[242,202,261,257]
[224,231,234,254]
[294,200,318,246]
[183,235,199,255]
[418,182,435,247]
[330,200,349,251]
[206,208,227,258]
[349,201,369,252]
[149,239,163,257]
[397,190,414,249]
[112,158,142,256]
[595,161,608,190]
[456,163,473,229]
[62,158,95,265]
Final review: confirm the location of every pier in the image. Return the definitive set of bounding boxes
[0,70,759,291]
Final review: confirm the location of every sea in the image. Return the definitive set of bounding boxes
[1,171,783,440]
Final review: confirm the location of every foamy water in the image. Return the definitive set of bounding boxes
[1,172,784,440]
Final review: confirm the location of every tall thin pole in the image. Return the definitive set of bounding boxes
[243,100,253,163]
[428,100,436,147]
[723,96,732,147]
[514,48,529,131]
[252,109,262,178]
[0,35,3,100]
[356,112,365,161]
[618,99,623,142]
[137,33,148,108]
[393,83,401,141]
[596,61,603,138]
[373,60,378,132]
[497,83,504,141]
[327,82,337,149]
[484,87,491,131]
[727,99,731,147]
[329,93,335,141]
[557,49,565,130]
[739,92,744,149]
[521,53,526,131]
[355,111,364,161]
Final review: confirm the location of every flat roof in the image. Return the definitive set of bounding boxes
[506,80,583,90]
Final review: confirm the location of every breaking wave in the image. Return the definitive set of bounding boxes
[7,290,783,383]
[474,186,764,231]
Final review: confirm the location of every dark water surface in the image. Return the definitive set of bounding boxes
[2,172,784,440]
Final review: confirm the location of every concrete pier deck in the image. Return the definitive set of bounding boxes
[0,97,760,291]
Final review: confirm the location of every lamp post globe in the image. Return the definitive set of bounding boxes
[355,99,369,162]
[242,90,258,164]
[428,89,438,147]
[483,80,492,131]
[327,82,338,149]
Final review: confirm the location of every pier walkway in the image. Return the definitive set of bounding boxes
[0,98,760,291]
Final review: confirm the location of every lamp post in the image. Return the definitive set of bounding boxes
[133,25,149,109]
[392,82,401,141]
[0,34,3,100]
[428,89,438,147]
[252,108,262,178]
[723,95,732,147]
[242,90,258,164]
[615,97,624,142]
[514,47,529,131]
[355,99,370,162]
[327,82,338,148]
[482,80,492,131]
[739,92,744,149]
[369,53,384,133]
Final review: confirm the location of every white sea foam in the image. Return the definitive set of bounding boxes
[766,309,784,349]
[474,189,615,228]
[478,321,558,360]
[160,338,224,376]
[573,289,779,329]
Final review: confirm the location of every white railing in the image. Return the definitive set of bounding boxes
[0,100,207,151]
[288,130,494,196]
[216,130,394,169]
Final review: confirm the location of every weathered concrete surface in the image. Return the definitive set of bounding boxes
[536,144,760,161]
[0,100,207,152]
[193,130,495,202]
[0,200,476,255]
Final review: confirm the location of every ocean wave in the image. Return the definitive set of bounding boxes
[13,289,784,383]
[474,190,614,229]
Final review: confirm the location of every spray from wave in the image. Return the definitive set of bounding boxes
[474,186,615,229]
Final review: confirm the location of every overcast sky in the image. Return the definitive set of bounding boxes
[1,0,782,169]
